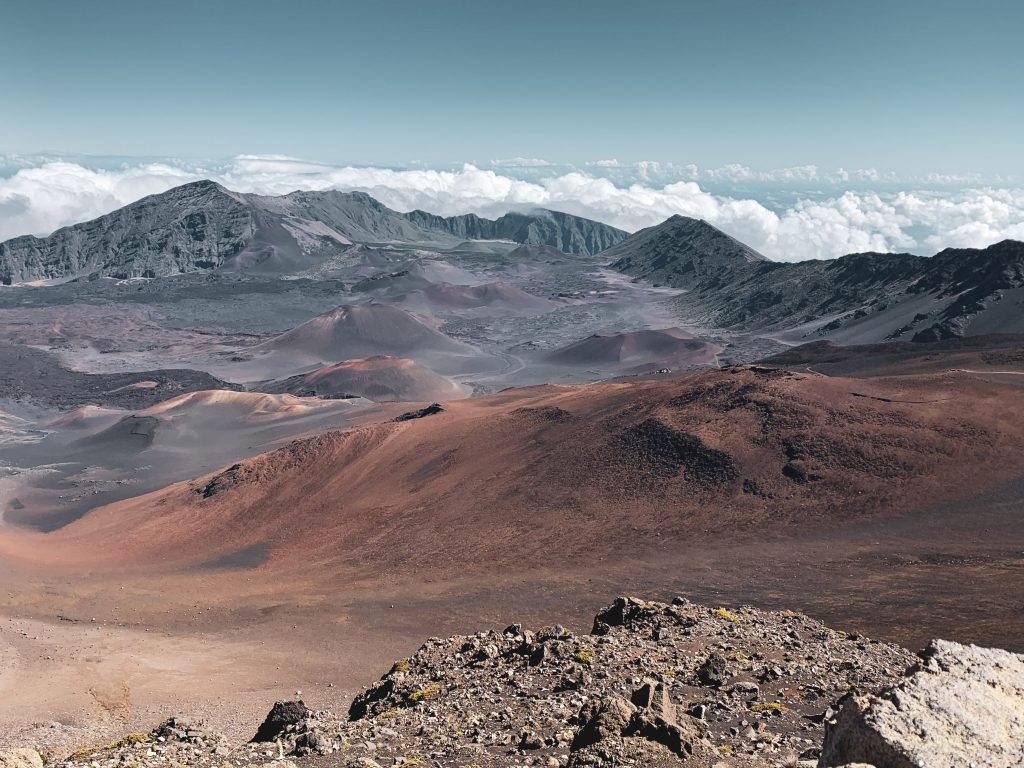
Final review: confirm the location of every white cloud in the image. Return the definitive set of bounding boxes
[488,157,553,168]
[1,156,1022,262]
[700,163,756,182]
[0,161,197,241]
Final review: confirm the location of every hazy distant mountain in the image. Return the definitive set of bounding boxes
[403,208,627,255]
[0,181,625,284]
[609,216,1024,342]
[603,215,766,288]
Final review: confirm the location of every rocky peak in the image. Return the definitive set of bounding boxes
[603,215,766,289]
[0,179,257,284]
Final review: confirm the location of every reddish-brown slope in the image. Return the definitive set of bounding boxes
[20,366,1024,577]
[267,355,471,402]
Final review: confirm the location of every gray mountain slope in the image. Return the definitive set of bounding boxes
[609,215,1024,343]
[401,208,627,255]
[0,181,255,284]
[603,215,765,288]
[247,189,453,246]
[0,182,626,284]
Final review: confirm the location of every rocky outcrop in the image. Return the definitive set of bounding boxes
[819,639,1024,768]
[33,597,1024,768]
[252,701,310,743]
[51,597,917,768]
[569,680,707,766]
[0,750,43,768]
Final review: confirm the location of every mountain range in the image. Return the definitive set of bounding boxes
[4,182,1024,346]
[609,216,1024,343]
[0,180,627,284]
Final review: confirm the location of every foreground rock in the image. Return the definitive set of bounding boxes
[252,701,310,743]
[50,597,918,767]
[820,639,1024,768]
[41,597,1024,766]
[0,750,44,768]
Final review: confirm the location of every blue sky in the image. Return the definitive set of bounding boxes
[2,1,1023,259]
[2,0,1022,176]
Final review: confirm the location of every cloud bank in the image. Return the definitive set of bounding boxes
[1,155,1023,262]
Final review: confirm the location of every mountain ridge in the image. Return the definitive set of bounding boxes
[0,180,628,284]
[609,215,1024,343]
[403,207,627,255]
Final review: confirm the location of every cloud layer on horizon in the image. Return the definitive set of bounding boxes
[1,155,1023,262]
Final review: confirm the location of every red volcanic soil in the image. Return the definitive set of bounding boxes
[24,366,1024,580]
[269,355,470,402]
[5,364,1024,744]
[545,327,722,371]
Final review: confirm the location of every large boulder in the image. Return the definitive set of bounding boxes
[819,639,1024,768]
[0,751,43,768]
[252,700,310,743]
[569,681,705,766]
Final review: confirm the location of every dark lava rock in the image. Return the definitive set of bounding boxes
[392,403,444,422]
[348,678,396,721]
[252,700,309,742]
[0,342,243,410]
[696,653,729,687]
[199,463,244,499]
[614,418,738,485]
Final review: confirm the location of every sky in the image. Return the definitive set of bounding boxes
[1,0,1023,259]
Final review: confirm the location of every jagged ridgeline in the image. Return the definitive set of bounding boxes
[0,181,628,284]
[607,215,1024,342]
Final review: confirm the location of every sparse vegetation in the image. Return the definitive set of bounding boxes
[750,701,789,716]
[107,733,150,750]
[406,682,441,703]
[713,607,740,623]
[574,647,596,665]
[390,659,410,674]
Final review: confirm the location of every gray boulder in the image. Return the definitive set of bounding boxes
[819,639,1024,768]
[0,750,43,768]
